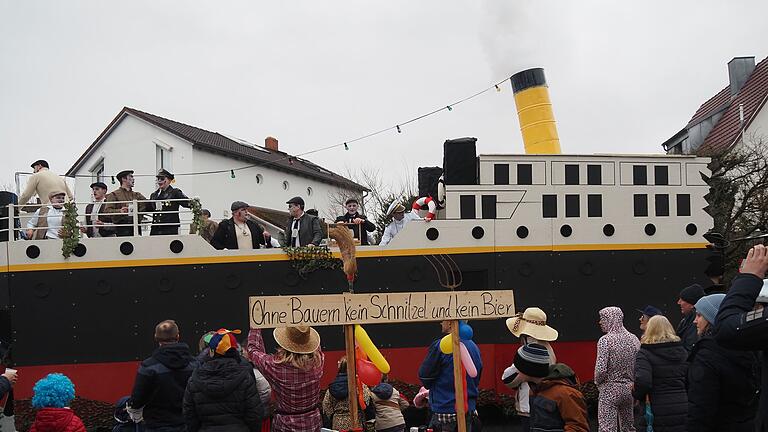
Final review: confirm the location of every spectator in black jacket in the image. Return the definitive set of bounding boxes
[129,320,197,432]
[633,315,687,432]
[335,198,376,245]
[675,284,705,352]
[183,329,264,432]
[687,294,759,432]
[714,244,768,432]
[211,201,271,250]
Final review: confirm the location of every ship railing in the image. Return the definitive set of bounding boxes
[0,198,197,241]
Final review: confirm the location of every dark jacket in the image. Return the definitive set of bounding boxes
[281,213,323,247]
[84,202,115,237]
[0,375,10,400]
[418,338,482,414]
[334,212,376,245]
[687,335,759,432]
[183,353,263,432]
[633,341,688,432]
[714,273,768,432]
[529,364,589,432]
[149,185,190,235]
[29,408,86,432]
[130,342,197,428]
[210,218,269,250]
[675,312,698,352]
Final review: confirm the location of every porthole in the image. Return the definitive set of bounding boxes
[645,223,656,236]
[471,226,484,239]
[307,186,313,196]
[516,226,529,239]
[426,228,439,241]
[560,224,572,237]
[170,240,184,254]
[603,224,615,237]
[120,242,134,255]
[73,244,87,257]
[686,223,697,236]
[255,174,263,184]
[282,180,290,191]
[26,245,40,259]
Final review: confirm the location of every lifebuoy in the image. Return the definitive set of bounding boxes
[436,175,446,208]
[413,196,437,221]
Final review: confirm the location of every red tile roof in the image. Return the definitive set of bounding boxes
[696,56,768,156]
[686,86,729,127]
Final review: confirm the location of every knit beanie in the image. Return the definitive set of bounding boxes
[514,343,550,378]
[694,293,726,325]
[679,284,706,304]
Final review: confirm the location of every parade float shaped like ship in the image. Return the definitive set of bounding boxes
[0,68,713,402]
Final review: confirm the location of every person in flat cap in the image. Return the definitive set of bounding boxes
[282,197,322,247]
[80,181,114,238]
[101,170,153,236]
[18,159,73,207]
[334,198,376,246]
[379,200,421,246]
[25,190,68,240]
[149,169,191,236]
[676,283,705,352]
[247,326,323,432]
[210,201,271,250]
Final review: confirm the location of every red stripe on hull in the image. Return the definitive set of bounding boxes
[13,341,597,402]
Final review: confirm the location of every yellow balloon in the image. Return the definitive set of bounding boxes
[440,334,453,354]
[354,325,391,374]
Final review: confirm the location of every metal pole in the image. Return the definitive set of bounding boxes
[132,199,139,236]
[8,204,15,242]
[344,324,359,428]
[452,320,468,432]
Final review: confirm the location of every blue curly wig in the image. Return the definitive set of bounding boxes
[31,373,76,409]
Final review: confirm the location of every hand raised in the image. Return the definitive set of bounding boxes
[741,244,768,278]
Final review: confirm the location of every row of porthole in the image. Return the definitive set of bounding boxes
[425,223,699,241]
[25,240,186,260]
[253,175,314,196]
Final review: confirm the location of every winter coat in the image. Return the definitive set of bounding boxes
[687,334,759,432]
[418,337,482,414]
[529,364,589,432]
[321,372,373,431]
[149,185,190,235]
[130,342,197,428]
[183,353,264,432]
[29,408,86,432]
[210,218,269,250]
[714,273,768,432]
[280,213,323,247]
[0,376,9,400]
[676,312,698,352]
[632,341,687,432]
[595,307,640,387]
[370,383,409,430]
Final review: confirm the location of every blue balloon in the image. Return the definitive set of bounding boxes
[459,322,474,340]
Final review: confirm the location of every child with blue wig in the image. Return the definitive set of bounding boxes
[29,373,85,432]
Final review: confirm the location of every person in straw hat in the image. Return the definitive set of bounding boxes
[247,326,324,432]
[379,200,421,246]
[503,308,558,432]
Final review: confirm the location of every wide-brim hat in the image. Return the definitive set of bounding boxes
[506,307,558,341]
[273,326,320,354]
[386,201,405,217]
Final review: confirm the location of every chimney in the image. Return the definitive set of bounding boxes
[728,56,755,98]
[265,136,279,151]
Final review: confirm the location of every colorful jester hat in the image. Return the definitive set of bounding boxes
[208,328,242,356]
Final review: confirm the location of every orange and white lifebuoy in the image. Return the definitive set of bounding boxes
[412,196,437,221]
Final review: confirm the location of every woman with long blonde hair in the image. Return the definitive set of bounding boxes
[633,315,687,432]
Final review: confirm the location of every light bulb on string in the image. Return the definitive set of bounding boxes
[230,170,236,179]
[446,105,452,111]
[344,142,349,150]
[396,125,401,134]
[288,157,294,165]
[111,176,116,185]
[495,84,501,92]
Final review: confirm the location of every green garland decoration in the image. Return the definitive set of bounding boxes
[61,201,81,258]
[190,197,203,236]
[282,245,341,278]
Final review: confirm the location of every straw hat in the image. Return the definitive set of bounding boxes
[506,307,558,341]
[273,326,320,354]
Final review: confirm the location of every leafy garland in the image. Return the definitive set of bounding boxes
[282,245,341,278]
[61,201,81,258]
[190,197,203,236]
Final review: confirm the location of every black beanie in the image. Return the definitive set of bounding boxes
[514,343,551,378]
[679,284,705,304]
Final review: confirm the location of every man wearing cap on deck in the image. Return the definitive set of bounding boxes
[637,305,662,334]
[379,200,421,246]
[149,169,190,236]
[25,191,67,240]
[81,182,114,238]
[101,170,153,237]
[676,284,705,352]
[18,159,73,206]
[334,198,376,245]
[210,201,271,250]
[282,196,322,247]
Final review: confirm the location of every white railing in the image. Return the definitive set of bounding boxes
[0,198,196,241]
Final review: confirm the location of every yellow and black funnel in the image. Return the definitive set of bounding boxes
[511,68,561,154]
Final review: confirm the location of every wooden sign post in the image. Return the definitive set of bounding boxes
[249,289,515,432]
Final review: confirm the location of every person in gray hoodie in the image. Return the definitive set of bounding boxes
[595,307,640,432]
[370,377,409,432]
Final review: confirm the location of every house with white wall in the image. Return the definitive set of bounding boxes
[65,107,367,230]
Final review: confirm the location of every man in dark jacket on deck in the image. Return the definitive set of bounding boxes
[676,284,705,352]
[129,320,197,432]
[714,244,768,432]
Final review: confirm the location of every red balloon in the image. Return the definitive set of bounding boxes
[356,357,382,387]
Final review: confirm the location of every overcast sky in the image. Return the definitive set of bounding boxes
[2,1,767,193]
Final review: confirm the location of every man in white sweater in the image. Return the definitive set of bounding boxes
[379,202,420,246]
[18,160,73,205]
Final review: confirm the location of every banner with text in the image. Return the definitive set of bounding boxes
[249,290,515,328]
